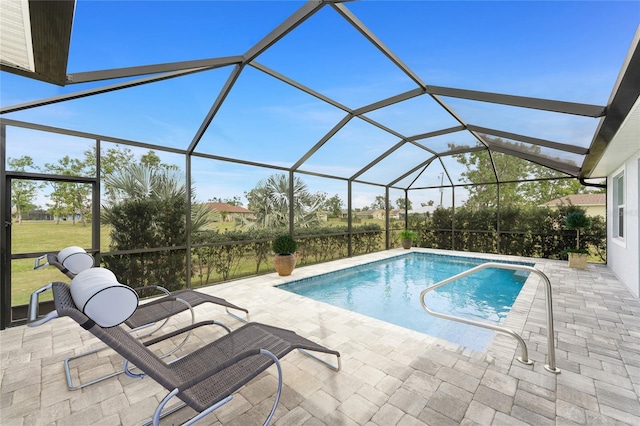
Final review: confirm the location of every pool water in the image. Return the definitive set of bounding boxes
[278,253,532,351]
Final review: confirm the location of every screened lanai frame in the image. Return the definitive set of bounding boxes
[1,0,639,329]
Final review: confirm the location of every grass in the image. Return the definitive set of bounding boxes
[10,221,110,306]
[10,218,389,307]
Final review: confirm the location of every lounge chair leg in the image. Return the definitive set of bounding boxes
[297,349,342,371]
[147,350,282,426]
[64,351,123,390]
[260,349,282,426]
[226,306,250,323]
[150,389,233,426]
[140,400,186,426]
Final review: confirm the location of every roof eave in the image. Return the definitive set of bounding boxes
[0,0,75,86]
[581,25,640,178]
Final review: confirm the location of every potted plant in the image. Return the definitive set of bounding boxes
[272,234,297,276]
[398,229,418,249]
[564,211,591,269]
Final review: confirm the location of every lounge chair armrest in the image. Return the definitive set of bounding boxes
[142,320,230,347]
[34,254,76,278]
[33,254,50,270]
[138,294,186,309]
[134,285,171,297]
[28,283,60,327]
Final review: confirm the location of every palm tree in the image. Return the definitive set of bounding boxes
[245,173,321,229]
[102,163,218,232]
[101,163,218,290]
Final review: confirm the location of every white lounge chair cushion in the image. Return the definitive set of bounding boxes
[58,246,95,275]
[70,267,138,327]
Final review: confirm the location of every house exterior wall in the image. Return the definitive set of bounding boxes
[584,205,606,218]
[546,204,605,218]
[607,151,640,298]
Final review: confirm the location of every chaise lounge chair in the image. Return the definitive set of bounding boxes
[33,253,250,390]
[32,281,341,426]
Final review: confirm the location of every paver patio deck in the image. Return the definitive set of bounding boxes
[1,248,639,425]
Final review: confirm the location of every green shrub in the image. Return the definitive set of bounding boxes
[416,205,605,261]
[102,197,186,291]
[272,234,297,254]
[398,229,418,242]
[565,211,592,250]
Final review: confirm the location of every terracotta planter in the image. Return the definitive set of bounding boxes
[568,252,588,269]
[274,254,296,276]
[401,239,413,249]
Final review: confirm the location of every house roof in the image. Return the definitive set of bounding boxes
[541,193,605,207]
[205,203,252,214]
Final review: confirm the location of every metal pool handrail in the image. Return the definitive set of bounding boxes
[419,262,560,374]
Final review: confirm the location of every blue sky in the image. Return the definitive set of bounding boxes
[2,0,639,209]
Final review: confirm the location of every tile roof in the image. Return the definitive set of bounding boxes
[205,203,253,214]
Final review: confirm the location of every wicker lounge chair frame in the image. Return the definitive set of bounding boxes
[32,282,341,426]
[33,254,250,390]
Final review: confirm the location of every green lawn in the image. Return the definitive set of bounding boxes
[10,221,110,306]
[10,218,394,307]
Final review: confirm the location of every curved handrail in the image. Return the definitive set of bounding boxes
[419,262,560,374]
[28,283,60,327]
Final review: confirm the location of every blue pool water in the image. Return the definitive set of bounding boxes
[278,253,532,351]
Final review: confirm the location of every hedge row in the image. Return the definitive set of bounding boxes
[190,224,383,287]
[103,205,606,291]
[408,205,606,260]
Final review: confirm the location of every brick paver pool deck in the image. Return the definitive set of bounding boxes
[1,248,639,425]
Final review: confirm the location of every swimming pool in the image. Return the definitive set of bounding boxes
[278,252,533,351]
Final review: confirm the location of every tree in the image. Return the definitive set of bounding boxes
[8,156,42,224]
[454,136,586,208]
[370,195,387,210]
[44,156,91,225]
[208,196,243,206]
[245,173,321,229]
[102,162,218,289]
[323,194,344,218]
[140,150,162,169]
[518,165,584,206]
[396,197,412,210]
[311,191,345,217]
[565,211,591,250]
[84,145,135,203]
[140,150,179,171]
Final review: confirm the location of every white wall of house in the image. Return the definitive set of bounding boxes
[606,150,640,298]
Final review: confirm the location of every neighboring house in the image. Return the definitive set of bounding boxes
[204,203,254,222]
[345,209,399,220]
[401,205,438,218]
[540,193,606,218]
[389,209,401,220]
[23,209,54,221]
[355,209,377,220]
[354,209,386,220]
